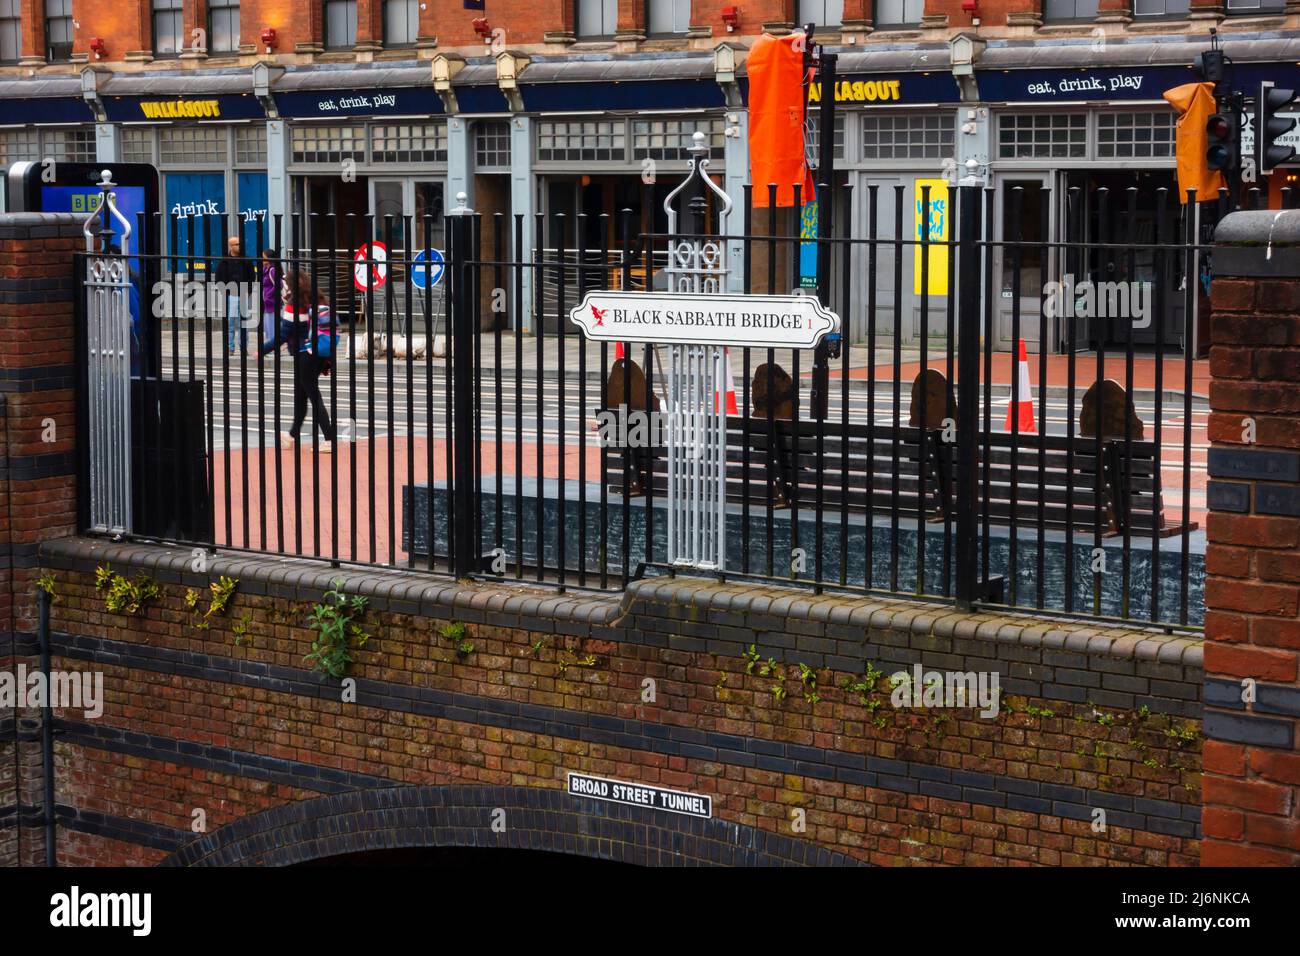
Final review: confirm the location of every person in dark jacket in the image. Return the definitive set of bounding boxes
[262,269,337,451]
[215,235,256,353]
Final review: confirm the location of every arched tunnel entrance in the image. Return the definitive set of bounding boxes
[162,785,863,867]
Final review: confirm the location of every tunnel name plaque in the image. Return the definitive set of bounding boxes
[567,772,713,819]
[568,290,838,349]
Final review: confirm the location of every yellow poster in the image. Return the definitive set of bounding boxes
[913,179,950,296]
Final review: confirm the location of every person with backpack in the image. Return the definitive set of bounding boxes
[261,269,337,451]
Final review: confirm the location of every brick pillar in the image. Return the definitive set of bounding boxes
[0,213,81,868]
[1202,210,1300,866]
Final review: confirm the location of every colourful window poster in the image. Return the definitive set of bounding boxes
[799,188,818,290]
[913,178,949,296]
[165,172,227,267]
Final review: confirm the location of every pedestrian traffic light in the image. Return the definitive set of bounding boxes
[1206,110,1237,172]
[1257,81,1300,175]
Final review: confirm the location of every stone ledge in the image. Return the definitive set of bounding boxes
[42,538,1203,674]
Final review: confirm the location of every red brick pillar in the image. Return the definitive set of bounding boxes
[0,213,82,868]
[1202,210,1300,866]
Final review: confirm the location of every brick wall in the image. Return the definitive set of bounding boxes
[36,538,1203,866]
[0,213,82,869]
[1201,210,1300,866]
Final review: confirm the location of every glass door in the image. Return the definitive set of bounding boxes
[992,172,1054,352]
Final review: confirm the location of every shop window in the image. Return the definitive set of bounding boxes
[324,0,358,49]
[0,130,40,166]
[1042,0,1099,20]
[874,0,923,26]
[208,0,240,54]
[44,7,78,63]
[0,0,19,63]
[42,128,97,162]
[235,125,267,165]
[575,0,618,38]
[861,113,951,160]
[383,0,418,46]
[1097,111,1175,159]
[632,118,724,161]
[1226,0,1285,11]
[998,113,1087,159]
[647,0,691,34]
[371,123,447,163]
[1131,0,1190,15]
[798,0,844,28]
[161,127,228,165]
[291,124,366,164]
[476,121,512,170]
[123,128,156,165]
[153,0,184,56]
[808,112,846,161]
[537,119,626,163]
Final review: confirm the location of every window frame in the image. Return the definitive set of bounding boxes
[382,0,419,47]
[0,0,23,64]
[1129,0,1192,17]
[152,0,185,58]
[574,0,619,39]
[323,0,359,50]
[207,0,241,55]
[1040,0,1100,22]
[797,0,845,29]
[44,0,74,62]
[645,0,692,36]
[872,0,925,28]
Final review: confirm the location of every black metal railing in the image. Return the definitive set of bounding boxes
[75,182,1208,629]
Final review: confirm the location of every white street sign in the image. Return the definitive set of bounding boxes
[568,290,839,349]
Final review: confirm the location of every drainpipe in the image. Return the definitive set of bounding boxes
[38,588,55,867]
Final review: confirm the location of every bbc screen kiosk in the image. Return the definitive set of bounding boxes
[6,160,208,543]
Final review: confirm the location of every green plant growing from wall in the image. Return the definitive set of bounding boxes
[742,644,761,674]
[439,620,473,657]
[556,652,597,678]
[35,571,58,603]
[843,661,885,705]
[304,582,371,679]
[232,612,253,647]
[797,662,821,705]
[192,576,239,630]
[94,565,159,616]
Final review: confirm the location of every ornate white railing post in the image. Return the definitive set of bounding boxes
[569,133,838,576]
[661,132,733,570]
[82,169,134,535]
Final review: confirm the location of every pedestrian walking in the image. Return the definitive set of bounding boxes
[260,248,280,346]
[262,269,337,452]
[216,235,256,354]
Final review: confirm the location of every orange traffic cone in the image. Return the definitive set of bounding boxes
[716,347,739,415]
[1005,338,1037,434]
[614,341,625,361]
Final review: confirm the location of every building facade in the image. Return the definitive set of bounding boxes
[1,0,1297,346]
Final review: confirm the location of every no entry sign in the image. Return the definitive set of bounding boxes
[353,241,388,291]
[568,290,839,349]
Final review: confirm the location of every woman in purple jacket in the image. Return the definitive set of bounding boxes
[260,248,279,346]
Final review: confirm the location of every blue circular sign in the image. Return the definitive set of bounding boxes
[411,248,445,290]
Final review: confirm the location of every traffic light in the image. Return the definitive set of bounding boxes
[1257,81,1300,175]
[1164,81,1227,203]
[1206,108,1237,173]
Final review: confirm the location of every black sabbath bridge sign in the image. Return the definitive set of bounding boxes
[568,290,840,349]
